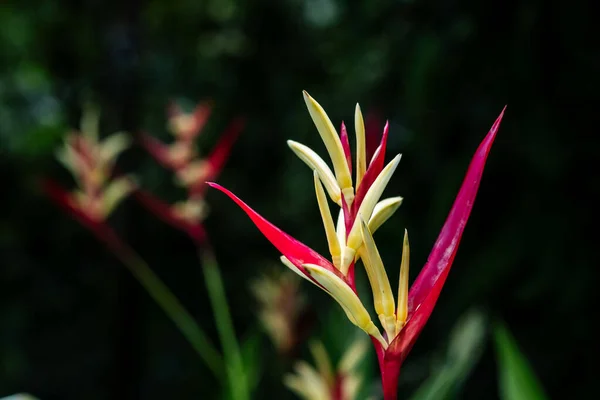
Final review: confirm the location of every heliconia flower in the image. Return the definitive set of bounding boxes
[136,101,244,244]
[284,337,370,400]
[51,106,135,223]
[210,91,504,399]
[250,270,312,357]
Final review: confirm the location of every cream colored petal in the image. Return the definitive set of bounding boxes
[55,144,79,177]
[336,208,346,248]
[303,264,387,348]
[339,337,369,373]
[368,196,404,234]
[288,140,341,204]
[355,103,367,187]
[309,341,335,387]
[359,219,396,339]
[101,176,136,217]
[396,230,410,326]
[346,154,402,253]
[284,362,330,400]
[342,375,362,400]
[80,103,100,144]
[314,171,342,268]
[100,132,131,166]
[280,256,315,285]
[302,91,353,202]
[370,144,382,166]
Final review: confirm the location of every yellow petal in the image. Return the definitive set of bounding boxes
[303,264,387,348]
[335,209,347,248]
[368,196,404,234]
[313,171,342,268]
[100,132,131,166]
[55,143,78,177]
[355,103,366,187]
[309,341,335,387]
[302,91,353,203]
[280,256,316,286]
[359,219,396,339]
[284,361,330,400]
[345,154,402,260]
[102,176,136,217]
[397,229,410,326]
[339,337,369,373]
[80,103,100,144]
[288,140,341,204]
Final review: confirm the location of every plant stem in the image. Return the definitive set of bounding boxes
[113,242,224,379]
[198,245,249,400]
[378,356,402,400]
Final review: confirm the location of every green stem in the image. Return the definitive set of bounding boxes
[113,244,224,379]
[199,246,249,400]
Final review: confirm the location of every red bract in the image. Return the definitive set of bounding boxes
[191,117,245,196]
[207,182,338,279]
[372,108,505,399]
[133,188,206,244]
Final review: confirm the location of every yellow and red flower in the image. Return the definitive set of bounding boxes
[210,91,504,399]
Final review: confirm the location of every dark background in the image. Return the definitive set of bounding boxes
[1,0,598,399]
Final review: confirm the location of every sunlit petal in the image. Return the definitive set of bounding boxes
[288,140,342,204]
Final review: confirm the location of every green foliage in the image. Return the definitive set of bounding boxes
[494,323,548,400]
[409,310,486,400]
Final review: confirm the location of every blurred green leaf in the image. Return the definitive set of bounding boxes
[0,395,39,400]
[409,309,487,400]
[240,329,264,394]
[494,322,548,400]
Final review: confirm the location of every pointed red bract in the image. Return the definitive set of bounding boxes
[208,182,337,276]
[340,121,352,175]
[192,118,245,196]
[387,107,505,360]
[353,121,389,213]
[340,192,353,239]
[133,188,206,243]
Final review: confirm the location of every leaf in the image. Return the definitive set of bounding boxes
[409,310,487,400]
[0,395,39,400]
[494,322,548,400]
[239,331,264,394]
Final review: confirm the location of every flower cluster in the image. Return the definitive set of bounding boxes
[211,91,504,399]
[52,106,134,222]
[136,101,244,242]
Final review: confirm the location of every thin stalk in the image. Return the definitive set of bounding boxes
[198,244,249,400]
[109,241,224,379]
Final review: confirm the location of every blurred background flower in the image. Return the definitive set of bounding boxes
[250,270,313,357]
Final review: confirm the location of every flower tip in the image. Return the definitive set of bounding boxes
[481,106,507,150]
[206,181,220,189]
